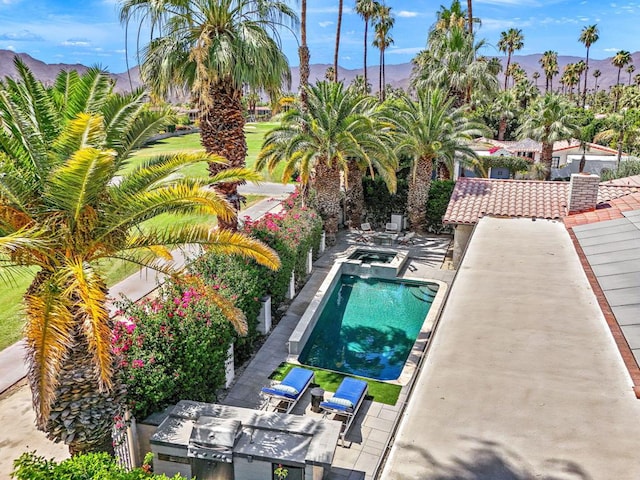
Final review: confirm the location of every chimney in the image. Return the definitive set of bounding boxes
[567,173,600,215]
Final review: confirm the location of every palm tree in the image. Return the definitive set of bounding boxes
[594,109,640,167]
[467,0,473,34]
[613,50,632,85]
[593,69,602,92]
[627,64,636,85]
[516,93,579,180]
[412,26,498,107]
[373,4,394,101]
[433,0,466,31]
[497,28,524,90]
[382,88,488,231]
[574,60,586,99]
[258,82,396,242]
[299,0,310,108]
[532,71,540,88]
[539,50,558,93]
[334,0,344,81]
[494,90,518,141]
[119,0,298,230]
[579,24,599,108]
[355,0,381,91]
[0,60,279,454]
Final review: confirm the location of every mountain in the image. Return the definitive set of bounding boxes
[1,49,639,94]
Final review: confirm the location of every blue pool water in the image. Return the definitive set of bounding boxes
[298,274,438,381]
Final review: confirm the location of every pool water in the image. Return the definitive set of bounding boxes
[347,250,396,264]
[299,275,438,381]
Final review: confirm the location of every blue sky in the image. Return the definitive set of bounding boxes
[0,0,639,74]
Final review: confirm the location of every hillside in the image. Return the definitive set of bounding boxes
[1,49,638,94]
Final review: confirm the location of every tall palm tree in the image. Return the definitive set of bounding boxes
[579,24,599,108]
[517,93,579,180]
[382,88,488,231]
[627,64,636,85]
[355,0,381,91]
[574,60,586,100]
[594,109,640,167]
[119,0,298,230]
[494,90,518,140]
[258,82,396,242]
[532,71,540,88]
[334,0,344,82]
[373,4,394,101]
[299,0,310,108]
[497,28,524,90]
[593,69,601,92]
[0,60,279,454]
[539,50,558,93]
[612,50,632,85]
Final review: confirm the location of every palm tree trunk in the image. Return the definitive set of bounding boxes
[379,49,383,101]
[313,158,342,245]
[200,81,247,230]
[541,141,554,180]
[467,0,473,34]
[381,47,386,101]
[299,0,310,108]
[363,20,369,89]
[334,0,344,82]
[498,116,507,141]
[345,161,364,227]
[407,157,433,233]
[582,47,590,108]
[504,52,512,90]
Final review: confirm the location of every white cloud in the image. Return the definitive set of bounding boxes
[319,21,334,28]
[6,44,15,50]
[62,39,91,47]
[0,30,42,41]
[397,11,419,18]
[603,47,620,52]
[387,47,423,55]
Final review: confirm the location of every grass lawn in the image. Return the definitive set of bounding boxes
[124,122,289,183]
[270,362,402,406]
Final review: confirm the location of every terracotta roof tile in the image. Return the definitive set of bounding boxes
[565,192,640,228]
[444,177,640,226]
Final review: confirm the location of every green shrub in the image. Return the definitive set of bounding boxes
[11,451,183,480]
[113,277,236,420]
[362,172,409,228]
[425,180,455,234]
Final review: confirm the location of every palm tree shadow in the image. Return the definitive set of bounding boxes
[400,437,595,480]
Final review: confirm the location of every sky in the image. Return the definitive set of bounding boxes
[0,0,639,74]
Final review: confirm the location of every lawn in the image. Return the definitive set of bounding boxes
[125,122,288,183]
[270,363,402,406]
[0,121,279,351]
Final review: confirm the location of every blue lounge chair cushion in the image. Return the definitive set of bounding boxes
[320,377,368,412]
[261,367,313,400]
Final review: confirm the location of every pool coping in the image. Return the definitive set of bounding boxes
[286,251,448,387]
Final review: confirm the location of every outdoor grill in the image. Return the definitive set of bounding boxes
[187,416,241,464]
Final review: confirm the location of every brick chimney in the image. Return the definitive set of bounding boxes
[567,173,600,215]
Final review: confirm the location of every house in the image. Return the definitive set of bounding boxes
[443,174,639,267]
[458,137,627,180]
[379,174,640,478]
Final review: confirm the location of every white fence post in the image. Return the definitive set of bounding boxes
[286,272,296,299]
[257,296,272,334]
[320,232,326,253]
[307,249,313,274]
[225,343,234,388]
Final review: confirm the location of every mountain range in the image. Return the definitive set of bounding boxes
[2,49,640,95]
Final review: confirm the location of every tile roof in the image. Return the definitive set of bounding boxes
[443,178,568,225]
[444,177,640,226]
[564,192,640,228]
[602,174,640,188]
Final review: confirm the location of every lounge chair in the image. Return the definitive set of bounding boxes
[261,367,314,414]
[385,222,399,234]
[398,231,416,245]
[320,377,368,445]
[355,222,374,243]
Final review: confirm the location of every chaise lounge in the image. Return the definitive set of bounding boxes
[260,367,315,414]
[320,377,368,446]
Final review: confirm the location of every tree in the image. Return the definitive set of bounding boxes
[533,71,540,88]
[382,88,487,231]
[299,0,310,108]
[334,0,344,81]
[257,82,396,242]
[0,60,279,454]
[579,24,599,108]
[467,0,473,34]
[516,93,579,180]
[540,50,559,93]
[494,90,518,140]
[119,0,298,230]
[497,28,524,90]
[628,64,636,86]
[593,69,602,92]
[355,0,381,91]
[612,50,632,111]
[373,4,394,101]
[574,60,586,99]
[594,109,640,167]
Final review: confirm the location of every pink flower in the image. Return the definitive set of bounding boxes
[132,359,144,368]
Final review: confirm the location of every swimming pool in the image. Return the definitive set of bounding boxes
[347,249,396,264]
[297,274,439,381]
